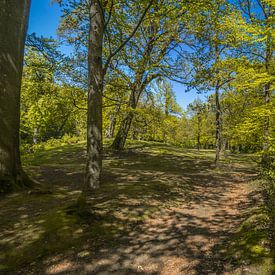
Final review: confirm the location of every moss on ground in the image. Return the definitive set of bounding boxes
[225,203,274,274]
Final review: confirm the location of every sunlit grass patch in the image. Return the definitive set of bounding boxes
[226,208,274,274]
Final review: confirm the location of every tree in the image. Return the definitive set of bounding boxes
[235,0,274,166]
[58,0,153,189]
[156,79,182,117]
[0,0,32,192]
[185,0,243,164]
[21,47,85,144]
[111,1,187,150]
[188,99,207,151]
[104,78,129,139]
[85,0,153,189]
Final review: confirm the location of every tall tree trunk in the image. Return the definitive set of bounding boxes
[84,0,104,190]
[0,0,32,193]
[215,83,221,165]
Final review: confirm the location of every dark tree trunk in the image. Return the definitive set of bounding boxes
[215,83,221,165]
[111,89,138,150]
[111,111,134,150]
[0,0,32,193]
[131,128,138,140]
[84,0,104,190]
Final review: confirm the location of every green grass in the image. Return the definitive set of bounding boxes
[225,211,274,274]
[224,177,275,274]
[0,140,271,273]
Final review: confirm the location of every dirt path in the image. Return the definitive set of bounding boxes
[46,173,254,274]
[61,179,252,274]
[1,144,258,274]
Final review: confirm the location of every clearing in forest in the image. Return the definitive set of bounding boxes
[0,141,273,274]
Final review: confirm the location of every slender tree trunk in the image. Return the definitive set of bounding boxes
[84,0,104,190]
[33,127,38,144]
[111,89,138,150]
[111,111,135,150]
[105,103,121,139]
[262,83,271,166]
[0,0,32,193]
[221,138,227,155]
[197,115,201,151]
[57,113,70,138]
[215,83,221,165]
[105,115,116,139]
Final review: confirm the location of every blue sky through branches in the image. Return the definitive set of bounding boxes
[28,0,209,110]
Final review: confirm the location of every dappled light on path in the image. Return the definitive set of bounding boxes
[0,142,259,274]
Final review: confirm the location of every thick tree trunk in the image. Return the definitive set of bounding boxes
[0,0,32,193]
[215,84,221,165]
[84,0,104,190]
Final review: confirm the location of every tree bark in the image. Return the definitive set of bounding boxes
[105,103,121,139]
[111,88,139,150]
[0,0,32,193]
[83,0,152,190]
[84,0,104,190]
[111,111,135,150]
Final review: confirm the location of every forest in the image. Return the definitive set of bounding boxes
[0,0,274,274]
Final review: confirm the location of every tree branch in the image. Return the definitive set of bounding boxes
[103,0,154,74]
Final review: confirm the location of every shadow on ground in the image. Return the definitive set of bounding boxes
[1,141,270,274]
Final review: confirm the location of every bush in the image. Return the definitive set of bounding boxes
[20,135,84,154]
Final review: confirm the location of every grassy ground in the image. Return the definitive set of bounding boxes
[0,140,273,274]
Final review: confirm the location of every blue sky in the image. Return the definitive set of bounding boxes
[28,0,209,110]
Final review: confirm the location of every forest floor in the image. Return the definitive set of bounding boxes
[0,141,274,274]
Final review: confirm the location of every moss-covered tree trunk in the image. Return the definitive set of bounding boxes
[84,0,104,190]
[0,0,32,193]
